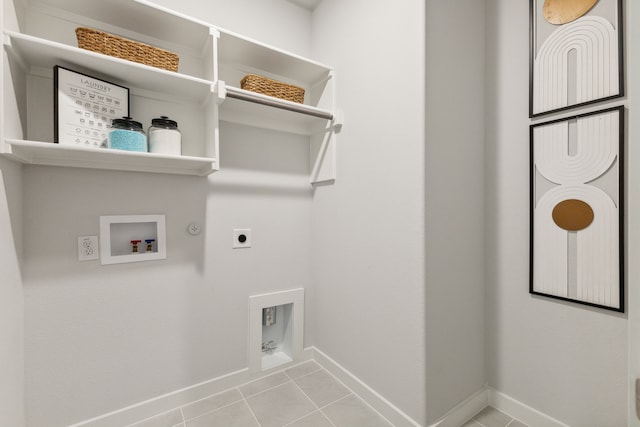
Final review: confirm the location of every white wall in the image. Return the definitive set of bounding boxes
[22,2,316,426]
[148,0,311,57]
[424,1,486,422]
[311,1,487,424]
[23,135,314,427]
[1,1,25,425]
[485,1,628,426]
[310,0,429,424]
[0,158,25,427]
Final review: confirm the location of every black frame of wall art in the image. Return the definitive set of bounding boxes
[529,105,625,312]
[54,65,130,146]
[529,0,624,118]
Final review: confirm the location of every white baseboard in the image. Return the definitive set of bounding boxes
[488,388,570,427]
[68,348,567,427]
[68,368,251,427]
[69,348,314,427]
[70,346,423,427]
[427,387,488,427]
[310,347,423,427]
[424,386,569,427]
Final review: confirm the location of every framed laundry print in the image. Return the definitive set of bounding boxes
[54,66,129,147]
[530,106,624,312]
[529,0,624,117]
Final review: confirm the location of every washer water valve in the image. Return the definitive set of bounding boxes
[145,239,155,252]
[130,240,142,253]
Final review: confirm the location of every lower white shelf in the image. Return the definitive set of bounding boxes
[218,84,335,135]
[2,139,216,176]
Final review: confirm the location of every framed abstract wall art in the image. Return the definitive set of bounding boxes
[529,0,624,117]
[530,106,624,311]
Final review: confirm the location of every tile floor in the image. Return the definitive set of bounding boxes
[463,406,529,427]
[126,360,393,427]
[124,361,528,427]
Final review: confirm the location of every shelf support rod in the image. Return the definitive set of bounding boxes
[225,87,334,120]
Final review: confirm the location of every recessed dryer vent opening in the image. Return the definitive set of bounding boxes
[249,289,304,372]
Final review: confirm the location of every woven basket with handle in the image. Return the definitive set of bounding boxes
[76,27,179,72]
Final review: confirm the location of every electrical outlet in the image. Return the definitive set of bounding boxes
[78,235,99,261]
[233,229,251,249]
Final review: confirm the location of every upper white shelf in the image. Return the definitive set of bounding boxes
[28,0,212,49]
[218,31,333,86]
[3,139,216,176]
[3,0,337,182]
[3,31,214,102]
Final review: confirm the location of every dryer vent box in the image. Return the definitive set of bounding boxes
[249,289,304,372]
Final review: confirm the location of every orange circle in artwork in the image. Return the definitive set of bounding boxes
[543,0,599,25]
[552,199,595,231]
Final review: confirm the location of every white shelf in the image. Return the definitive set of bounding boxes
[3,139,216,176]
[218,31,332,85]
[29,0,212,50]
[4,31,214,102]
[2,0,337,183]
[220,85,334,135]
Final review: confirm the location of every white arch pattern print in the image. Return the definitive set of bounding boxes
[533,110,619,308]
[533,16,619,114]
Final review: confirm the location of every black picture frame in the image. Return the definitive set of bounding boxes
[54,66,129,147]
[529,0,624,118]
[529,105,624,312]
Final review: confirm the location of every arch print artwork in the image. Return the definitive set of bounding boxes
[529,0,623,117]
[530,106,624,311]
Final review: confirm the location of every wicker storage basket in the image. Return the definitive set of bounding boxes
[75,27,179,72]
[240,74,305,103]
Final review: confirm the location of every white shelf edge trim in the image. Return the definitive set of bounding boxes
[3,30,214,100]
[3,139,217,176]
[224,85,334,120]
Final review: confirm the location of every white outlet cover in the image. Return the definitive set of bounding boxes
[233,229,251,248]
[78,235,99,261]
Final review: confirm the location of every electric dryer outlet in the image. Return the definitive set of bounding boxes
[233,229,251,248]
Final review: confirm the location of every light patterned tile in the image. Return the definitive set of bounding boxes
[181,388,243,421]
[474,406,512,427]
[507,419,529,427]
[185,401,258,427]
[322,394,392,427]
[239,372,290,397]
[127,409,183,427]
[284,410,334,427]
[293,369,350,407]
[462,421,483,427]
[246,381,316,427]
[285,361,322,379]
